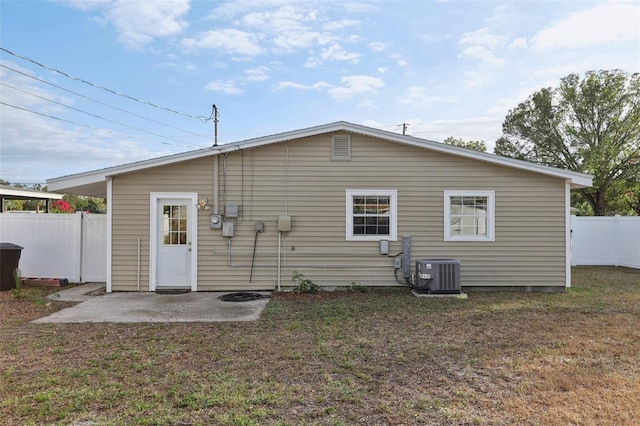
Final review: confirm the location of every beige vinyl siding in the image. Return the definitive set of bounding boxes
[110,132,567,291]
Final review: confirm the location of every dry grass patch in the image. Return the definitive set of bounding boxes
[1,266,639,425]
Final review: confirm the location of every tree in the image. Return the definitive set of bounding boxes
[494,70,640,216]
[444,136,487,152]
[63,194,107,213]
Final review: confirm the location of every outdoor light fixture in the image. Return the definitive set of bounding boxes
[197,198,210,210]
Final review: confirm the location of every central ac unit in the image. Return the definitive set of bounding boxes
[414,259,461,294]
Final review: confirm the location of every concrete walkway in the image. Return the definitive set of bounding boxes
[33,284,271,324]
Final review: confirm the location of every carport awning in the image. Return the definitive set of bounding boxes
[0,185,64,213]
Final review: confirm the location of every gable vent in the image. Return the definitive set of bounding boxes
[331,134,351,161]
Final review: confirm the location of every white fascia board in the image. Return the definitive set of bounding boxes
[0,186,64,200]
[46,121,593,195]
[47,147,222,196]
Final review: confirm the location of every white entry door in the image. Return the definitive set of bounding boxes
[150,193,198,291]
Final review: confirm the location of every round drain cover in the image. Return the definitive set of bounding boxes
[219,292,270,302]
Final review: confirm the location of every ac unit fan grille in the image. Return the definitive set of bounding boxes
[415,259,461,294]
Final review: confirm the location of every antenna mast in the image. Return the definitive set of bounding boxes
[212,104,220,147]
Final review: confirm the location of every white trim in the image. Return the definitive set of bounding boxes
[47,121,593,197]
[444,190,495,242]
[149,192,198,292]
[0,185,64,200]
[105,178,112,293]
[565,180,572,288]
[346,189,398,241]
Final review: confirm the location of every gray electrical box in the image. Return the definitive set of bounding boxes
[278,215,291,232]
[255,221,265,233]
[225,204,239,218]
[222,221,235,237]
[380,240,389,255]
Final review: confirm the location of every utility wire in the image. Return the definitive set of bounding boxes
[1,47,211,122]
[1,64,211,140]
[1,101,100,130]
[1,82,205,148]
[0,101,202,149]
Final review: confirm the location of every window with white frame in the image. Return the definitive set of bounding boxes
[346,189,397,241]
[444,190,495,241]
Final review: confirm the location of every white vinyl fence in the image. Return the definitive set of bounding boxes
[572,215,640,269]
[0,212,106,282]
[1,213,636,284]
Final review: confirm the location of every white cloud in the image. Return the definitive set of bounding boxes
[277,81,331,91]
[182,29,263,57]
[532,2,640,52]
[509,37,528,50]
[244,66,270,81]
[205,80,244,95]
[398,86,453,107]
[277,75,383,100]
[463,71,487,89]
[67,0,191,50]
[240,6,324,51]
[368,42,387,52]
[320,43,360,62]
[305,43,361,67]
[459,27,507,67]
[322,19,359,31]
[328,75,384,100]
[200,0,368,63]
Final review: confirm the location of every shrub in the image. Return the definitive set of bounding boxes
[291,271,319,294]
[348,282,368,293]
[51,199,75,213]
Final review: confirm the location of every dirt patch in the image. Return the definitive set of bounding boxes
[0,287,77,324]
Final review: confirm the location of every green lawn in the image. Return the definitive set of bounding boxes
[1,266,639,425]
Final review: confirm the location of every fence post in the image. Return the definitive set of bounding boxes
[570,215,575,267]
[75,211,83,283]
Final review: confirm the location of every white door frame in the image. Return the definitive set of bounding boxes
[149,192,198,292]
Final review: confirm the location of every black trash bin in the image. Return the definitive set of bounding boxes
[0,243,24,291]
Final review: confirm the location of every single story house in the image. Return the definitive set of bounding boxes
[47,121,592,293]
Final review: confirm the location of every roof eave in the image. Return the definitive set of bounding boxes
[46,121,593,196]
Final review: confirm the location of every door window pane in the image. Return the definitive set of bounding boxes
[163,205,188,245]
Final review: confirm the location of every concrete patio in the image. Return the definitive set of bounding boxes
[32,283,271,323]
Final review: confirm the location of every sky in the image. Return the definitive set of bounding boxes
[1,0,639,187]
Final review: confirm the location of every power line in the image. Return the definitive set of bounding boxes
[1,82,205,148]
[0,101,204,149]
[0,64,211,140]
[1,101,100,130]
[0,47,211,122]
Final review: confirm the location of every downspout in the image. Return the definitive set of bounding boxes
[106,177,113,293]
[565,180,572,288]
[277,144,289,291]
[277,232,281,291]
[137,237,141,292]
[213,155,220,214]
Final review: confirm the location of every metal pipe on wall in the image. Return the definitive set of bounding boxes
[213,156,220,214]
[137,237,141,292]
[277,232,281,291]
